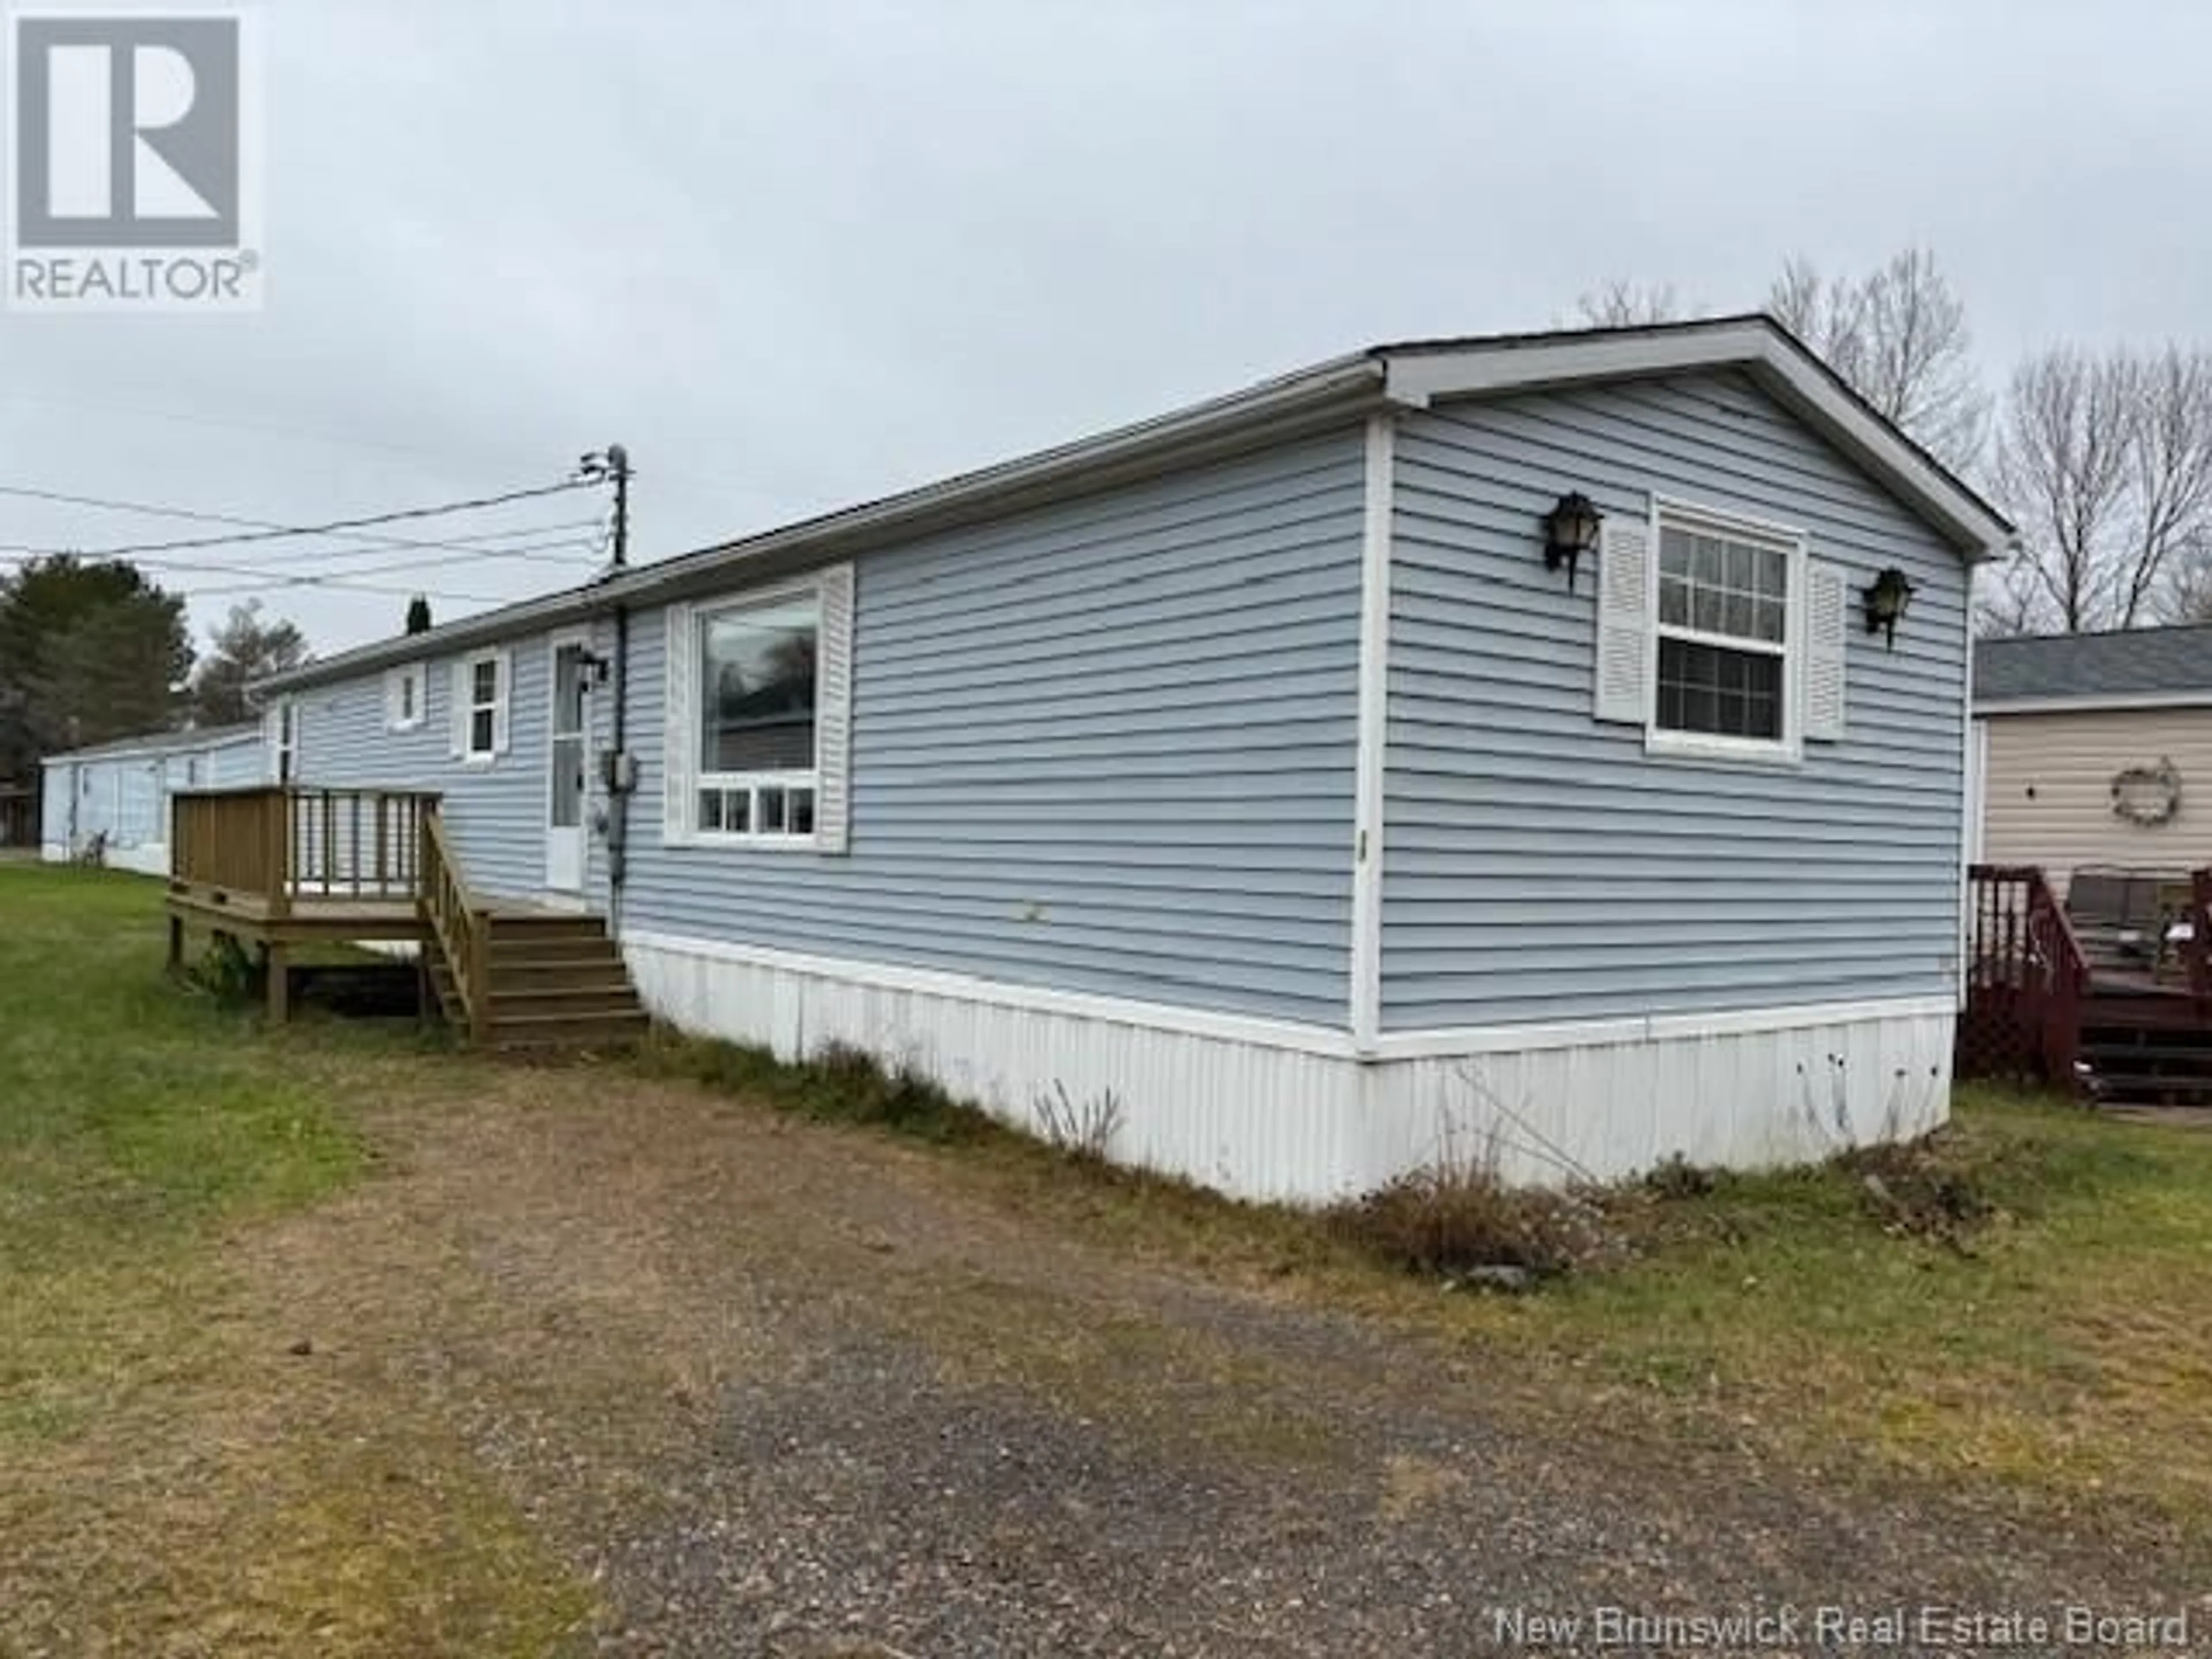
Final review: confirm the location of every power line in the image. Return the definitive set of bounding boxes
[0,479,608,564]
[177,574,516,604]
[0,476,597,560]
[0,517,607,573]
[107,534,601,590]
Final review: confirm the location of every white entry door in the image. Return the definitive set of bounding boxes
[545,637,589,894]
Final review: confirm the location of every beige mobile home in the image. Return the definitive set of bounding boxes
[1974,626,2212,894]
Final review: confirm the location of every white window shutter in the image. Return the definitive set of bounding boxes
[448,661,468,757]
[663,602,696,842]
[1593,518,1653,725]
[491,649,513,755]
[263,703,283,778]
[814,563,855,854]
[1804,559,1849,743]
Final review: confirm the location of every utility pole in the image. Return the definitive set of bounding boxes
[579,442,630,570]
[577,442,635,928]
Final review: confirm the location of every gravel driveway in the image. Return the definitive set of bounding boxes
[229,1067,2207,1657]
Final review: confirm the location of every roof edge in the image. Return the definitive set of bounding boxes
[259,353,1389,694]
[39,720,263,766]
[1378,315,2014,561]
[1975,691,2212,717]
[262,316,2016,697]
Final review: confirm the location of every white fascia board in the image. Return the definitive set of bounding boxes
[1975,692,2212,716]
[1381,322,2013,564]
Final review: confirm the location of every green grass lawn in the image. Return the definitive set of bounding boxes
[850,1051,2212,1527]
[8,862,2212,1652]
[0,864,589,1657]
[1488,1092,2212,1515]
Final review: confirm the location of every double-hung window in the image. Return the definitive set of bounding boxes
[269,699,298,782]
[1592,499,1847,760]
[695,594,820,840]
[385,662,426,732]
[450,650,511,763]
[1654,520,1791,745]
[468,658,499,758]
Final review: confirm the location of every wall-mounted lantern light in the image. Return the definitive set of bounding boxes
[1862,566,1915,649]
[1544,492,1603,589]
[576,649,613,689]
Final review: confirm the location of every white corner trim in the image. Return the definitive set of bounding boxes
[1349,410,1395,1055]
[1959,606,1976,1011]
[618,929,1364,1058]
[1372,993,1960,1060]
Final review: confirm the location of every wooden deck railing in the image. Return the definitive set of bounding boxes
[419,806,487,1042]
[2185,868,2212,1011]
[171,786,441,914]
[2024,868,2092,1084]
[1961,863,2092,1088]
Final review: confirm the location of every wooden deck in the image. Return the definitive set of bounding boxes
[1961,863,2212,1108]
[165,786,444,1019]
[164,785,646,1047]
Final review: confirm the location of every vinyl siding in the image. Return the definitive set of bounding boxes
[40,763,72,849]
[1382,370,1969,1029]
[205,734,268,789]
[619,430,1368,1027]
[290,641,555,902]
[41,730,263,855]
[1980,706,2212,891]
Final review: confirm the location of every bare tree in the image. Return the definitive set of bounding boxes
[1988,344,2212,632]
[1570,278,1685,328]
[1766,249,1989,470]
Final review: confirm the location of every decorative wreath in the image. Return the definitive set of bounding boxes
[2111,756,2183,827]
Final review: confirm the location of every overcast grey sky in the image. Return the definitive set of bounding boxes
[3,0,2207,657]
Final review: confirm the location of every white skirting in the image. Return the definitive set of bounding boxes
[622,930,1955,1203]
[108,842,169,878]
[42,840,167,876]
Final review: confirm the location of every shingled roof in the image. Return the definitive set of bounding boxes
[1975,625,2212,707]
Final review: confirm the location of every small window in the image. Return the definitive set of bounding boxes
[271,701,298,782]
[694,594,819,840]
[387,663,426,732]
[1650,514,1798,754]
[466,656,500,760]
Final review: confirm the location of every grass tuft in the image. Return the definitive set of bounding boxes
[641,1029,1005,1145]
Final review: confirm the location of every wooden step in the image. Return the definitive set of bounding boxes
[481,961,635,993]
[484,1007,650,1051]
[486,914,612,943]
[486,935,624,965]
[2090,1071,2212,1102]
[486,986,643,1018]
[2079,1044,2212,1070]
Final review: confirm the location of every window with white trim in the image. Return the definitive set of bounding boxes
[385,662,425,732]
[1654,521,1790,743]
[464,654,501,760]
[1591,500,1847,759]
[270,700,298,782]
[663,565,854,851]
[695,593,819,840]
